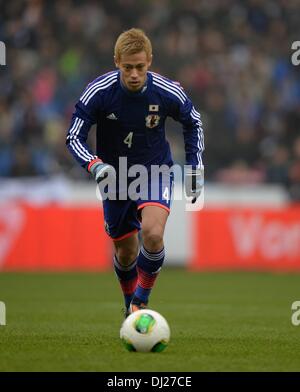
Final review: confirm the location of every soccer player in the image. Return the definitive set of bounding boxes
[66,28,204,316]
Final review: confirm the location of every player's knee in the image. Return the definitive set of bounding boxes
[116,247,138,266]
[142,226,164,252]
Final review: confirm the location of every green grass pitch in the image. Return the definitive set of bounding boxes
[0,269,299,371]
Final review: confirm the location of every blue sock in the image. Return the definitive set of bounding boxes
[113,256,138,309]
[133,246,165,305]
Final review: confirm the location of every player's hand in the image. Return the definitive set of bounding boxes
[88,159,116,184]
[185,167,204,203]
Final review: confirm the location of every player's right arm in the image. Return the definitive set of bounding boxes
[66,79,114,181]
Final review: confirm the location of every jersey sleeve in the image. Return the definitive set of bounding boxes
[66,91,100,170]
[170,94,205,169]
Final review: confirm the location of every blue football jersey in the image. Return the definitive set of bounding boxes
[66,71,204,171]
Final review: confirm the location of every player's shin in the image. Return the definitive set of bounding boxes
[113,256,138,309]
[132,246,165,306]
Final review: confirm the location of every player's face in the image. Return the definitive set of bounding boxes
[115,51,152,92]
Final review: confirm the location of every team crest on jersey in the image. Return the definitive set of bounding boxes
[145,114,160,128]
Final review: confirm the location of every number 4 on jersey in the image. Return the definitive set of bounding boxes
[162,187,169,202]
[124,132,133,148]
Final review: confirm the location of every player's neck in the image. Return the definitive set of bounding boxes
[120,73,149,95]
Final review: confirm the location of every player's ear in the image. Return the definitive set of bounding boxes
[114,56,120,69]
[148,54,153,67]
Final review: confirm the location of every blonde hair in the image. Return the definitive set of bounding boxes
[114,28,152,62]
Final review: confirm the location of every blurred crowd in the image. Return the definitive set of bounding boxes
[1,0,300,199]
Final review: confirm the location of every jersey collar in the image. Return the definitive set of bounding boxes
[118,71,152,97]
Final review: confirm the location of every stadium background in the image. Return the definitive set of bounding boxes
[0,0,300,372]
[0,0,299,271]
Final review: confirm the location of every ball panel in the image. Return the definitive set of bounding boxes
[134,313,156,334]
[151,340,168,353]
[121,337,136,352]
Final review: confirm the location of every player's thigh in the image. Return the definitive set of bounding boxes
[140,205,169,237]
[113,232,139,265]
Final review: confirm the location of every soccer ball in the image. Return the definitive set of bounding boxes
[120,309,170,352]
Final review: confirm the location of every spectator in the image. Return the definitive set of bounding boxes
[0,0,299,199]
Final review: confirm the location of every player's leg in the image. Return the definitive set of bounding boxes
[102,199,141,313]
[113,232,139,312]
[131,205,169,309]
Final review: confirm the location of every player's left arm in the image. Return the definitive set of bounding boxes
[170,93,205,203]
